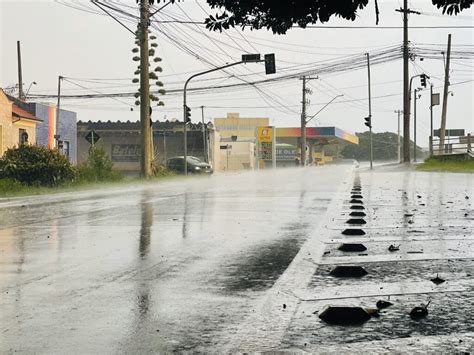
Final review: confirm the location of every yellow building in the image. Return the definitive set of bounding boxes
[0,89,41,155]
[213,112,269,139]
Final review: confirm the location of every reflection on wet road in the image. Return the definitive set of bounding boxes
[0,165,352,353]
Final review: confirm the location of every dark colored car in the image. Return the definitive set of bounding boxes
[166,156,213,174]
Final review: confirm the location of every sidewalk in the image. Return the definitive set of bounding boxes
[228,167,474,352]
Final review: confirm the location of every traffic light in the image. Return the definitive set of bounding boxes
[264,53,276,75]
[185,105,191,123]
[420,74,429,88]
[364,116,372,128]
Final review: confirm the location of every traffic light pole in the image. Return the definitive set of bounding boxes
[183,61,244,175]
[183,55,272,175]
[414,88,419,162]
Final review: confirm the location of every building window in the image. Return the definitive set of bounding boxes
[19,129,29,145]
[58,140,70,158]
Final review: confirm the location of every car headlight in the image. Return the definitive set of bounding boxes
[194,166,201,170]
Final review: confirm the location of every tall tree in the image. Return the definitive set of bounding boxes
[204,0,472,33]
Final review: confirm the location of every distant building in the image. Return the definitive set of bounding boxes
[213,112,269,171]
[0,89,42,156]
[2,91,77,163]
[31,103,77,163]
[77,120,221,174]
[214,112,269,139]
[219,137,257,171]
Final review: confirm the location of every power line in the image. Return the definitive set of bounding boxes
[151,20,474,29]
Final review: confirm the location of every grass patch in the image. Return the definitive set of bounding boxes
[416,157,474,173]
[0,145,179,198]
[0,169,178,198]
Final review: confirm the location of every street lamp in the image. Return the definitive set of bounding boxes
[25,81,37,99]
[183,53,275,175]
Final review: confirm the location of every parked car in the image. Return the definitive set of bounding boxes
[166,156,213,174]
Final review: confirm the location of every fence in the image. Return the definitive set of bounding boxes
[431,134,473,157]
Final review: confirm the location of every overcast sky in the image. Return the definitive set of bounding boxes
[1,0,473,146]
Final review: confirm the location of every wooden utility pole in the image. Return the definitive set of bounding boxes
[139,0,152,178]
[17,41,24,100]
[397,2,420,163]
[439,34,452,150]
[299,76,316,166]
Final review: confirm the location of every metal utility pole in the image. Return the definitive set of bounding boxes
[366,53,373,170]
[430,84,434,156]
[413,88,420,162]
[201,105,207,162]
[139,0,152,178]
[395,110,402,163]
[439,34,452,150]
[397,2,420,163]
[17,41,24,100]
[402,0,410,163]
[56,75,63,148]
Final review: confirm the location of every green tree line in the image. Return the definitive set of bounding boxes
[341,131,425,161]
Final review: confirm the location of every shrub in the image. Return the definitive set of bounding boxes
[0,145,76,186]
[76,146,122,183]
[152,162,176,177]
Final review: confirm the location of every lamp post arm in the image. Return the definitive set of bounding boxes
[184,61,244,94]
[183,60,245,175]
[306,95,343,124]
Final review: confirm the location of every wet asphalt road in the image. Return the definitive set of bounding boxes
[227,165,473,353]
[0,165,354,353]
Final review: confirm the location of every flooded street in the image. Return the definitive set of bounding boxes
[0,165,353,353]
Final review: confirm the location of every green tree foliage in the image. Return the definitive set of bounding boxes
[0,145,75,186]
[76,146,122,183]
[341,131,424,161]
[204,0,472,34]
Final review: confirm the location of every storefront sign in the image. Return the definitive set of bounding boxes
[111,144,140,162]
